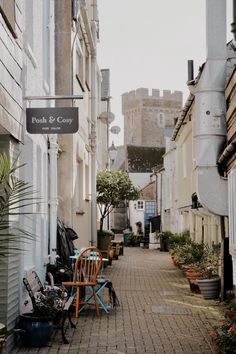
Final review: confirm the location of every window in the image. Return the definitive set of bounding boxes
[0,0,16,37]
[159,112,165,127]
[182,142,187,178]
[76,48,84,91]
[25,0,34,50]
[137,200,144,210]
[43,0,50,91]
[85,164,90,200]
[76,28,85,91]
[75,161,83,211]
[85,47,90,91]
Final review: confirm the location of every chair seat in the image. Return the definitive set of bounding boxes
[63,281,96,287]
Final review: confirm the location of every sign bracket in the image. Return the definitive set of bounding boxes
[24,95,83,101]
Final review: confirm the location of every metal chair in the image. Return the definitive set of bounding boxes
[62,247,103,319]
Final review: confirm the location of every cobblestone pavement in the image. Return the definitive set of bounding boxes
[12,247,223,354]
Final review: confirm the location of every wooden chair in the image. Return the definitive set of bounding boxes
[62,247,103,319]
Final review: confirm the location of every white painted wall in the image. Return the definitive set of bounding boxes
[20,0,53,281]
[129,200,145,233]
[129,172,151,189]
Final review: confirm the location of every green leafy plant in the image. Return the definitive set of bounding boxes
[168,229,191,251]
[97,170,140,231]
[194,246,220,279]
[0,153,38,259]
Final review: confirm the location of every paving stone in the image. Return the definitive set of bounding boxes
[12,247,223,354]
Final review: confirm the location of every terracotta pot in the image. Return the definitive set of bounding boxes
[171,255,178,266]
[224,309,236,321]
[186,269,203,281]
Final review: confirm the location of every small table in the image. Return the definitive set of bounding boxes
[79,277,111,314]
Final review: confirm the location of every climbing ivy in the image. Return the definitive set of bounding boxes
[127,146,165,172]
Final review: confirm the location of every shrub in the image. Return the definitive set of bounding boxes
[168,229,191,250]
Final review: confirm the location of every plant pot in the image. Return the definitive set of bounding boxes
[197,277,221,300]
[186,269,203,281]
[171,254,178,266]
[18,313,53,347]
[160,236,169,252]
[224,309,236,321]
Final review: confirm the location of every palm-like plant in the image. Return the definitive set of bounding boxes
[0,153,37,259]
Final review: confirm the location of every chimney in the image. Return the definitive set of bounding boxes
[187,60,194,84]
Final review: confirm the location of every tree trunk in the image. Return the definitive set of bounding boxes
[100,217,104,232]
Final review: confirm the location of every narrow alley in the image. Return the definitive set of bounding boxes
[12,247,222,354]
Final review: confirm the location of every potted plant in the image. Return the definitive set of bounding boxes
[197,248,221,300]
[224,299,236,321]
[155,231,172,252]
[47,261,73,285]
[0,154,38,350]
[209,319,236,353]
[18,293,63,347]
[0,324,21,353]
[135,221,144,247]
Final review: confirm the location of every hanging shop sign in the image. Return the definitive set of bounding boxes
[26,107,79,134]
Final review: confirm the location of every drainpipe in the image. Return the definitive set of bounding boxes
[49,135,58,264]
[49,1,58,264]
[192,0,228,216]
[90,0,98,245]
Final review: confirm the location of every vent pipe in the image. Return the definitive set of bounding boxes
[193,0,228,216]
[187,60,194,84]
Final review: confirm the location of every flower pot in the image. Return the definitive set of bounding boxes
[186,269,203,281]
[171,254,178,267]
[197,277,221,300]
[160,235,169,252]
[18,313,53,347]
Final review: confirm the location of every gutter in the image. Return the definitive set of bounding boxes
[218,139,236,165]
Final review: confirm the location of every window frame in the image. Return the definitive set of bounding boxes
[137,200,144,210]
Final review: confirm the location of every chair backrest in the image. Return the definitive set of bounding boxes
[23,270,44,307]
[73,247,103,285]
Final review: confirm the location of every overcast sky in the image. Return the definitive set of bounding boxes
[97,0,233,146]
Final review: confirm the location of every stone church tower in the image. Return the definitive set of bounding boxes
[122,88,183,147]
